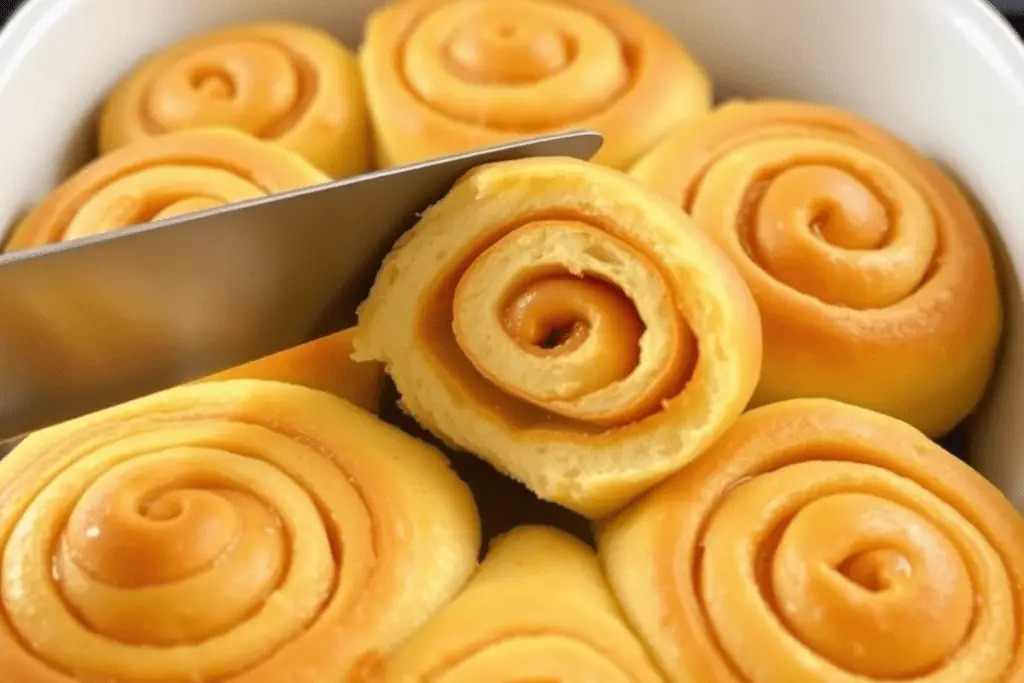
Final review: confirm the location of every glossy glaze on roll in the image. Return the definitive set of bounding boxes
[597,398,1024,683]
[359,0,711,169]
[383,525,666,683]
[0,380,481,683]
[629,100,1003,437]
[100,22,371,178]
[4,128,328,252]
[197,327,383,413]
[353,157,762,518]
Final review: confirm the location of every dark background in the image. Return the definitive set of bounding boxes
[1,0,1024,32]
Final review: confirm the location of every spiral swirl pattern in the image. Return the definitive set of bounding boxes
[99,22,371,178]
[3,128,328,252]
[353,157,762,518]
[359,0,711,169]
[383,526,665,683]
[629,100,1002,437]
[597,398,1024,683]
[0,380,480,683]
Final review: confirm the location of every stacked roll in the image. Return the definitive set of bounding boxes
[353,156,763,518]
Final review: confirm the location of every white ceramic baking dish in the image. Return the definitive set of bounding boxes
[0,0,1023,505]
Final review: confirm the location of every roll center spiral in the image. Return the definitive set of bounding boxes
[188,67,237,100]
[503,276,640,358]
[771,493,974,678]
[446,19,571,84]
[695,139,939,309]
[64,463,270,590]
[48,449,295,647]
[501,275,642,393]
[404,0,628,130]
[539,322,584,351]
[837,548,911,593]
[763,165,889,250]
[448,219,691,428]
[139,492,186,521]
[147,41,300,135]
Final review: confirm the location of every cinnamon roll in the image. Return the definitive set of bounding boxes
[359,0,711,169]
[384,525,666,683]
[353,157,762,518]
[629,100,1003,437]
[4,128,328,252]
[99,22,371,178]
[598,398,1024,683]
[0,380,481,682]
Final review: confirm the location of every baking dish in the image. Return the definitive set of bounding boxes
[0,0,1022,506]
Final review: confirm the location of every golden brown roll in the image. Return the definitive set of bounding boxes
[4,128,328,252]
[383,525,666,683]
[597,398,1024,683]
[359,0,711,169]
[353,157,762,518]
[197,328,384,414]
[99,22,371,178]
[0,379,481,683]
[629,100,1003,437]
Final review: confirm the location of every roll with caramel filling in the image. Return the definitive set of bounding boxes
[354,157,762,518]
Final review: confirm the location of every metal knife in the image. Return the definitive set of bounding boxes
[0,131,604,443]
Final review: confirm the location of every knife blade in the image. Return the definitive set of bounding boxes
[0,130,604,442]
